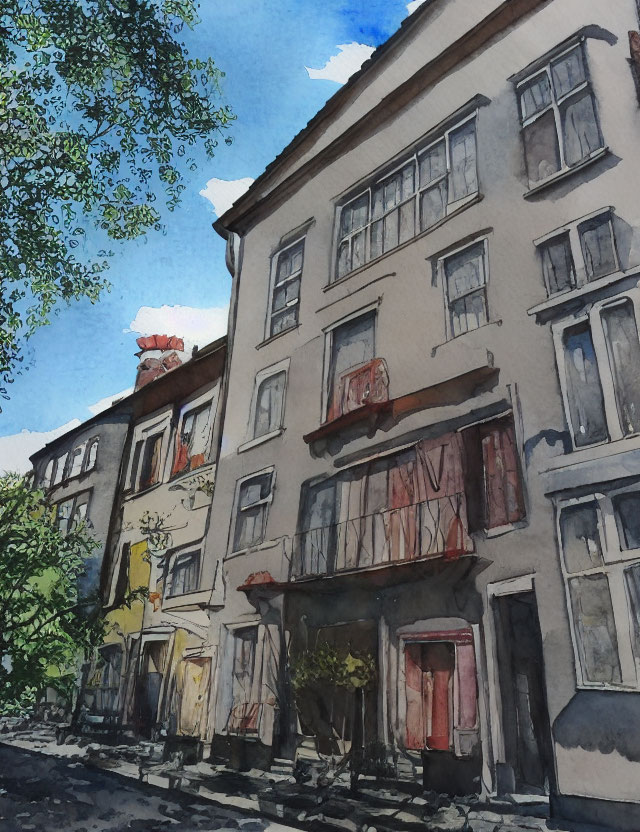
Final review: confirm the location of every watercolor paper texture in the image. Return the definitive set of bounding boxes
[2,1,640,830]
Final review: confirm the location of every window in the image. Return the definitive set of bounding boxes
[558,490,640,688]
[172,402,212,476]
[42,459,54,489]
[326,310,375,421]
[52,452,68,486]
[517,41,603,187]
[440,239,489,338]
[267,238,304,337]
[68,445,85,479]
[128,417,169,492]
[555,294,640,449]
[536,209,618,297]
[167,550,200,597]
[231,470,275,553]
[335,113,478,280]
[228,627,259,734]
[56,499,74,533]
[253,369,286,440]
[83,438,99,473]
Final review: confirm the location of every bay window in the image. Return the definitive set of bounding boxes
[558,489,640,689]
[554,293,640,449]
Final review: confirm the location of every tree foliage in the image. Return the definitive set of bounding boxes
[0,0,233,394]
[0,473,105,713]
[291,642,376,693]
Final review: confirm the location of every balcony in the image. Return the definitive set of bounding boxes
[290,493,474,582]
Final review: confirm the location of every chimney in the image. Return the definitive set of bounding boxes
[134,334,186,390]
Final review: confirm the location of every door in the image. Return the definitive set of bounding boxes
[179,658,211,737]
[494,591,553,794]
[136,640,168,738]
[405,641,455,751]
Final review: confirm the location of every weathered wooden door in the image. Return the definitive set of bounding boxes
[178,658,211,737]
[405,641,455,751]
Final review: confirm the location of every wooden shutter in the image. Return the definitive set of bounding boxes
[481,420,525,529]
[405,643,425,750]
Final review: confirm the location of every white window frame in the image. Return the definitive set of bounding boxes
[321,302,378,423]
[171,387,217,477]
[557,492,640,690]
[516,38,604,189]
[52,451,69,486]
[333,110,479,281]
[239,358,290,453]
[166,545,202,597]
[552,288,640,450]
[264,235,305,340]
[437,235,490,341]
[534,207,619,298]
[228,466,276,556]
[126,410,172,493]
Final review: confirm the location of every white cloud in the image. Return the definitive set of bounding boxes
[87,386,134,416]
[306,42,375,84]
[406,0,429,14]
[126,304,228,354]
[199,177,254,218]
[0,419,81,475]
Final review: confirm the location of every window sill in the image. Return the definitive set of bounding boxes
[237,429,284,454]
[162,589,211,611]
[169,460,216,484]
[523,147,609,199]
[323,192,483,291]
[225,538,283,561]
[430,318,502,357]
[256,324,300,350]
[123,481,164,501]
[544,434,640,473]
[527,268,639,317]
[482,520,527,539]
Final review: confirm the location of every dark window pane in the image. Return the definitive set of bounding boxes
[383,210,399,252]
[561,91,601,167]
[254,371,286,438]
[399,200,414,244]
[624,564,640,665]
[370,219,383,260]
[569,574,622,684]
[383,173,401,212]
[551,46,586,98]
[614,493,640,550]
[450,291,487,337]
[563,323,608,446]
[140,434,163,489]
[523,109,561,183]
[328,311,375,416]
[351,229,365,270]
[420,181,447,230]
[337,240,350,279]
[371,185,383,220]
[601,300,640,436]
[272,275,300,314]
[520,72,552,119]
[449,120,477,202]
[560,503,603,572]
[276,241,303,283]
[580,216,617,281]
[234,474,272,551]
[402,163,416,200]
[419,141,446,186]
[541,234,575,294]
[270,306,298,336]
[341,193,368,236]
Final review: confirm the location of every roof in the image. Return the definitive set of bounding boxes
[216,0,438,233]
[29,334,227,464]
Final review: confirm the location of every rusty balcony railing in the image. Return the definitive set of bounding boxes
[290,493,473,580]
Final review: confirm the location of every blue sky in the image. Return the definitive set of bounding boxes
[0,0,423,470]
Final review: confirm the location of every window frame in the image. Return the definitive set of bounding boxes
[171,388,217,478]
[240,358,290,452]
[516,38,604,189]
[55,490,91,535]
[437,236,490,341]
[333,110,480,282]
[82,437,99,474]
[126,412,171,494]
[265,235,306,340]
[552,289,640,450]
[228,466,276,556]
[557,491,640,690]
[321,303,378,423]
[51,452,69,487]
[166,547,201,598]
[535,207,619,298]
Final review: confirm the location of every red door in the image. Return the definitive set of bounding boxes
[405,641,454,751]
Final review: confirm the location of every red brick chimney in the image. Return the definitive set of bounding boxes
[134,334,186,390]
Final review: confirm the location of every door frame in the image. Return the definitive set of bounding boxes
[485,574,556,795]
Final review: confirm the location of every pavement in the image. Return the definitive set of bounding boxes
[0,722,615,832]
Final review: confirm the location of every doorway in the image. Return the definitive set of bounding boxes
[136,639,169,738]
[494,591,553,795]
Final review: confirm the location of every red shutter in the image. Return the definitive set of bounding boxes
[425,643,453,751]
[482,420,525,529]
[405,643,425,750]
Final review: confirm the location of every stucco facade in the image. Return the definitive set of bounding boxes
[207,1,640,826]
